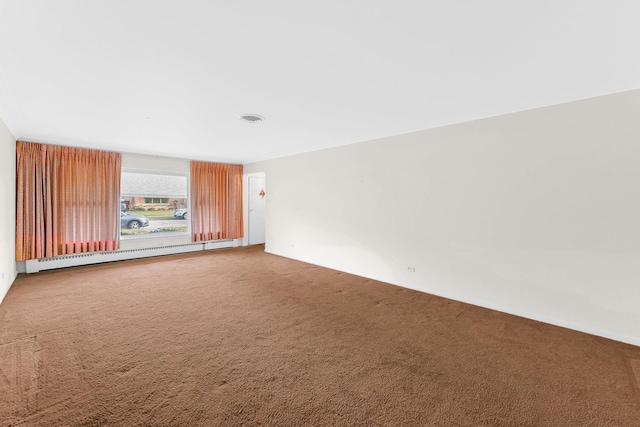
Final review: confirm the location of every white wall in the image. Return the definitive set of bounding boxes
[245,89,640,346]
[0,116,17,303]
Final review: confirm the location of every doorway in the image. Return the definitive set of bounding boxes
[248,175,266,245]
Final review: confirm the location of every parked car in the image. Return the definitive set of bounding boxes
[174,209,188,219]
[120,211,150,229]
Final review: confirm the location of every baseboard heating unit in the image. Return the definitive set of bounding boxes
[24,239,240,273]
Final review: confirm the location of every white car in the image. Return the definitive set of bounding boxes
[174,209,188,219]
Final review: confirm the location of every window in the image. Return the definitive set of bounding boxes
[144,197,169,204]
[120,170,188,238]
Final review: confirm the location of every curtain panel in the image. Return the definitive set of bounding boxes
[16,141,122,261]
[190,161,243,242]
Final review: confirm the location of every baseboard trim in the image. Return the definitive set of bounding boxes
[264,249,640,348]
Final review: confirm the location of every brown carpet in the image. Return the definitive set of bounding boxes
[1,245,640,426]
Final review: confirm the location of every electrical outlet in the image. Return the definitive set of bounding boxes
[407,266,415,272]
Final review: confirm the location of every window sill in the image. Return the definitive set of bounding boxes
[120,232,189,241]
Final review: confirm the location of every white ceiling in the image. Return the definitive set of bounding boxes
[0,1,639,164]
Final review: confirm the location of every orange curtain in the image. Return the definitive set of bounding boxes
[16,141,121,261]
[190,161,243,241]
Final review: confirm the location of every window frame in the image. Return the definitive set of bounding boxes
[120,168,190,241]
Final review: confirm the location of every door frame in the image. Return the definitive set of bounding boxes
[243,172,266,246]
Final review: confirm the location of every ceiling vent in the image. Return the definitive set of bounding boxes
[240,114,265,123]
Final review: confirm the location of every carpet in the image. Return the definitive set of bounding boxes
[1,245,639,426]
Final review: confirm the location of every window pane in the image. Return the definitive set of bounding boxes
[120,171,188,238]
